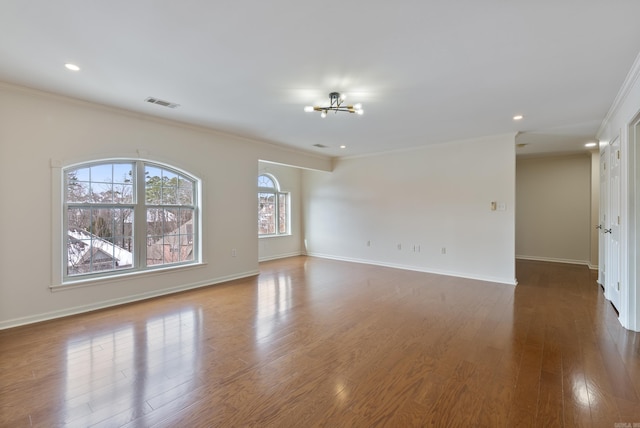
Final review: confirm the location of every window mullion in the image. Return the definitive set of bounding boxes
[135,161,146,269]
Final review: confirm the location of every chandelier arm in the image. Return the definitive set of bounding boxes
[308,93,362,115]
[320,107,355,113]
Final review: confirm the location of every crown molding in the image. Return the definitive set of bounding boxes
[597,51,640,139]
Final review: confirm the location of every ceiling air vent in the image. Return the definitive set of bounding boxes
[313,144,329,148]
[145,97,180,109]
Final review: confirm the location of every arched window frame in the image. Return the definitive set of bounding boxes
[258,173,290,237]
[58,159,201,285]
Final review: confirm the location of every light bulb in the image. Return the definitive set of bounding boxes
[320,111,327,118]
[356,109,364,115]
[304,106,314,112]
[354,103,362,110]
[65,63,80,71]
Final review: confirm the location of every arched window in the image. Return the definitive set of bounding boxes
[258,174,289,236]
[64,160,199,280]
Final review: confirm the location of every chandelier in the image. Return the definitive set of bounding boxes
[304,92,363,118]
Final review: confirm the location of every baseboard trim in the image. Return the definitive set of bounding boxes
[258,251,303,262]
[0,270,259,331]
[516,255,593,267]
[306,252,517,286]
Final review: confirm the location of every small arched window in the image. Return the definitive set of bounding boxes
[63,160,200,280]
[258,174,289,236]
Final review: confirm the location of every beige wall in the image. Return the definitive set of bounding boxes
[516,154,592,265]
[590,150,600,268]
[303,134,517,285]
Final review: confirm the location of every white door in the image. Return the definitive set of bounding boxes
[599,150,607,287]
[607,137,621,310]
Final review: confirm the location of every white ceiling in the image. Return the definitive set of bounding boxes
[2,1,640,158]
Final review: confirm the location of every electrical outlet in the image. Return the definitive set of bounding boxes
[231,248,237,257]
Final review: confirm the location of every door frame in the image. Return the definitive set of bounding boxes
[624,113,640,331]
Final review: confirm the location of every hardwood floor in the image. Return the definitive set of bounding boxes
[1,257,639,427]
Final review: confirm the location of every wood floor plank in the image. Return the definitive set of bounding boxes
[1,257,639,427]
[536,369,564,427]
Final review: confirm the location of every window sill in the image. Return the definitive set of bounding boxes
[259,234,292,239]
[51,261,208,292]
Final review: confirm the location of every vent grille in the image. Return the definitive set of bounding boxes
[145,97,180,109]
[313,144,329,148]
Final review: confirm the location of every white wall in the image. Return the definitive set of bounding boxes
[258,161,303,261]
[0,83,331,329]
[302,134,517,285]
[597,52,640,331]
[516,154,592,266]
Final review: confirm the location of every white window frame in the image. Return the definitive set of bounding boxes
[53,158,202,287]
[258,173,290,237]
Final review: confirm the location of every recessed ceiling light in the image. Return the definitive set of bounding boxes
[340,145,346,149]
[64,63,80,71]
[585,142,597,148]
[513,115,524,121]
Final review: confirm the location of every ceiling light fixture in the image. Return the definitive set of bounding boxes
[513,115,524,121]
[304,92,363,118]
[64,63,80,71]
[585,142,597,148]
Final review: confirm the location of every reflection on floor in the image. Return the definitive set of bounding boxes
[1,257,638,426]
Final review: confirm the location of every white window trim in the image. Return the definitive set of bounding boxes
[258,173,290,238]
[51,157,203,289]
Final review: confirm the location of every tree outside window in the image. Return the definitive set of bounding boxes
[64,160,199,279]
